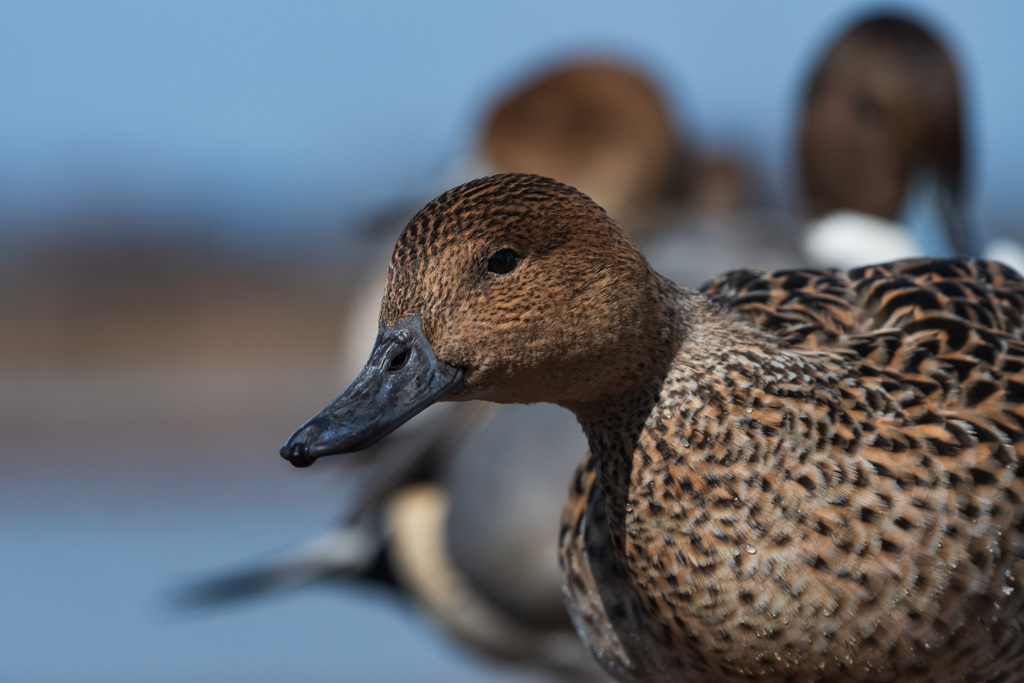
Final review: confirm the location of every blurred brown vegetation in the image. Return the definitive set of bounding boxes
[0,219,359,465]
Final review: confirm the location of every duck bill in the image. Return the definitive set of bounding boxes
[279,314,463,468]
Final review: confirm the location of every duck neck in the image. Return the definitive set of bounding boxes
[573,376,669,550]
[568,286,845,553]
[565,279,706,543]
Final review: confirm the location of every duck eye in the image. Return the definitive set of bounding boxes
[387,350,409,372]
[487,248,519,274]
[852,94,884,126]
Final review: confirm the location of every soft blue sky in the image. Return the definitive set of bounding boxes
[2,1,1022,248]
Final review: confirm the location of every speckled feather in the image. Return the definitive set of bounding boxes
[562,258,1024,682]
[376,174,1024,682]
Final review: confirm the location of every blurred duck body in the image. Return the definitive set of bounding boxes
[188,57,705,682]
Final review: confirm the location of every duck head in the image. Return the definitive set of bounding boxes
[281,173,668,467]
[480,59,690,232]
[799,14,962,221]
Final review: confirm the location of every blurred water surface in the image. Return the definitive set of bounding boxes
[0,245,543,680]
[2,367,540,682]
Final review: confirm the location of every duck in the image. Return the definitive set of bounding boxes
[473,58,693,233]
[282,173,1024,682]
[797,14,979,267]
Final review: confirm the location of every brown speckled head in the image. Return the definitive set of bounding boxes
[381,173,669,406]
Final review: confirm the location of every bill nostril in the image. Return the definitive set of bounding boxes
[387,350,409,372]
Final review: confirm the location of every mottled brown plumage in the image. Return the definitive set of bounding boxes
[562,258,1024,681]
[355,174,1024,681]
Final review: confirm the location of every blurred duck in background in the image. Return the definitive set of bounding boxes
[472,59,691,232]
[182,56,706,683]
[798,13,1024,269]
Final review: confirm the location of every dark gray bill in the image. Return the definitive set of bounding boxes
[280,314,463,468]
